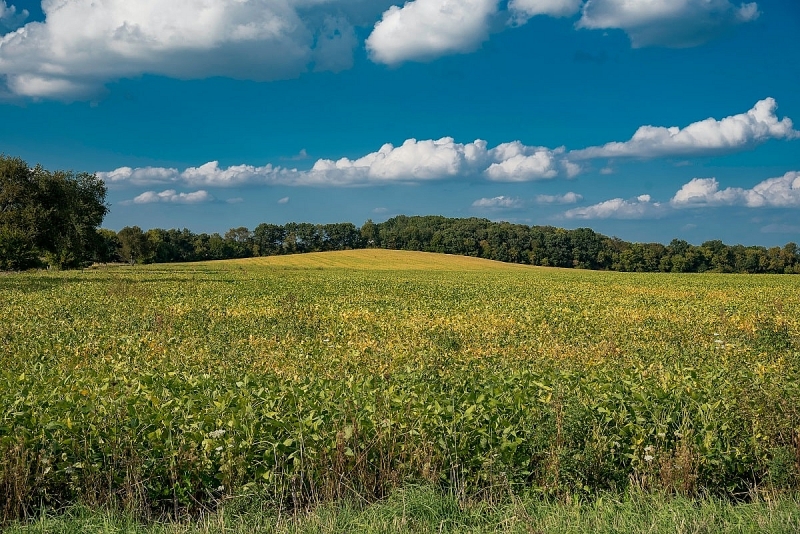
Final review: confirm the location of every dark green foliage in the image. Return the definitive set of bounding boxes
[102,215,800,274]
[0,156,44,270]
[0,227,40,271]
[253,223,286,256]
[117,226,150,265]
[94,228,122,263]
[0,155,108,270]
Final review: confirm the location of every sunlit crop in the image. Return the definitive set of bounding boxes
[1,250,798,520]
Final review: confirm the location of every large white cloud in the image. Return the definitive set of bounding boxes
[484,142,562,181]
[671,172,800,208]
[577,0,760,48]
[564,194,663,219]
[0,0,385,99]
[366,0,499,64]
[569,98,798,161]
[312,137,488,183]
[670,178,743,207]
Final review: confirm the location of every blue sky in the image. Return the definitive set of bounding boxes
[1,0,799,245]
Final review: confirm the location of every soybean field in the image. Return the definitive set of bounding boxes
[1,250,799,521]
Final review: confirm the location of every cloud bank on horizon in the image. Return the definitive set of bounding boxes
[0,0,762,99]
[110,97,800,219]
[102,138,569,188]
[101,98,798,189]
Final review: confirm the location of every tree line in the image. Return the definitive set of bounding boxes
[2,156,798,273]
[103,215,800,274]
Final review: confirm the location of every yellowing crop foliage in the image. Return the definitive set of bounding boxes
[1,250,799,520]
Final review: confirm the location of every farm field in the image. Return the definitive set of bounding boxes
[2,250,799,524]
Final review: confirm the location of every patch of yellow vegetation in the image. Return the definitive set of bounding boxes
[216,249,538,271]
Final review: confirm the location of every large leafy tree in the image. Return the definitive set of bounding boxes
[0,155,108,270]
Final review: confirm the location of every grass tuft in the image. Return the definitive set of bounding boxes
[6,489,800,533]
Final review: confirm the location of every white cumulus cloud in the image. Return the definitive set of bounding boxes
[312,137,488,183]
[367,0,761,66]
[671,172,800,208]
[564,194,663,219]
[128,189,213,205]
[181,161,292,187]
[569,98,798,160]
[485,142,563,182]
[577,0,760,48]
[535,192,583,204]
[99,166,181,186]
[366,0,499,64]
[670,177,742,207]
[472,196,524,209]
[0,0,377,99]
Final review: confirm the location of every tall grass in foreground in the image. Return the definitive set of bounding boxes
[7,487,800,533]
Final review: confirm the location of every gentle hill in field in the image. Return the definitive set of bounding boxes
[215,249,537,271]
